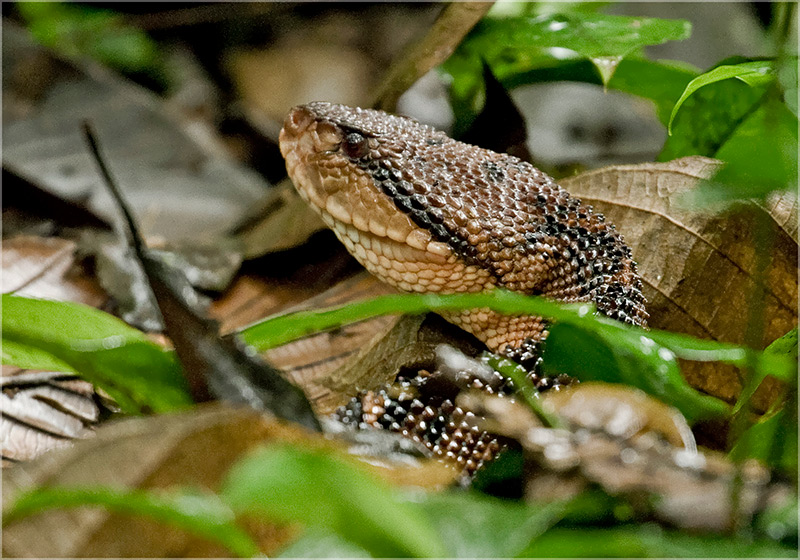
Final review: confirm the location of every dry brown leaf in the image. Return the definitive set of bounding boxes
[1,367,99,466]
[3,23,267,243]
[234,179,327,260]
[1,236,106,307]
[372,2,495,111]
[560,156,798,405]
[2,404,457,558]
[460,384,786,532]
[1,237,107,465]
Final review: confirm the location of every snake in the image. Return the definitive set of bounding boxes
[280,102,648,472]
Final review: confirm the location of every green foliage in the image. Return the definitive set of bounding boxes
[455,12,690,85]
[240,289,800,422]
[541,322,729,423]
[442,12,695,134]
[415,492,566,558]
[730,329,798,478]
[221,444,447,558]
[17,2,163,77]
[1,295,191,414]
[668,61,776,133]
[661,58,798,204]
[3,487,261,558]
[519,525,797,557]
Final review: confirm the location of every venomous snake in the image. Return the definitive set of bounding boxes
[280,102,648,473]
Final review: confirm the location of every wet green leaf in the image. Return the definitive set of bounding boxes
[1,294,191,413]
[668,61,776,133]
[541,322,729,423]
[456,13,690,86]
[417,492,566,558]
[3,487,261,558]
[221,444,447,558]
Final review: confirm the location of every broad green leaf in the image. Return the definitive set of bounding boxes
[417,492,566,558]
[457,13,690,86]
[3,487,261,558]
[443,55,697,136]
[2,295,191,413]
[701,95,798,200]
[221,444,447,558]
[659,73,765,161]
[729,406,798,478]
[779,56,798,115]
[521,525,798,557]
[668,61,776,133]
[541,322,729,423]
[733,328,797,415]
[240,289,798,418]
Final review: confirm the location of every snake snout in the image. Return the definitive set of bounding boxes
[283,105,316,137]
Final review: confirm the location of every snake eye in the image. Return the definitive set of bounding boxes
[341,131,369,159]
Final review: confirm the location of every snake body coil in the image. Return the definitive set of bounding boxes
[280,102,648,471]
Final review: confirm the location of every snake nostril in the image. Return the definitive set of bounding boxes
[283,105,315,136]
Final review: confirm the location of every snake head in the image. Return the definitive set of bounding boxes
[280,102,648,351]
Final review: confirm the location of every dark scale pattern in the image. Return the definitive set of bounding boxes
[299,102,649,328]
[332,355,572,476]
[286,102,648,475]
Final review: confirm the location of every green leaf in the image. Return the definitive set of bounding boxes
[277,527,372,558]
[2,295,192,414]
[730,406,798,478]
[733,328,798,415]
[668,61,776,134]
[3,487,261,558]
[221,444,447,558]
[756,495,798,545]
[700,95,798,200]
[240,289,800,420]
[417,492,567,558]
[443,54,697,136]
[541,322,729,423]
[659,71,766,161]
[17,2,163,76]
[521,525,798,557]
[458,13,691,86]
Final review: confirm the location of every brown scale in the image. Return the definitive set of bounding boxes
[281,102,648,474]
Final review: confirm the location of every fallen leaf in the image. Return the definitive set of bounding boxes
[2,22,268,243]
[1,236,106,308]
[2,404,458,558]
[560,156,798,406]
[1,367,100,465]
[460,385,787,532]
[233,179,326,260]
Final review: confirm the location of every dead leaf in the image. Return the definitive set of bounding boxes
[0,236,109,465]
[2,22,268,243]
[560,156,798,406]
[372,2,495,111]
[1,236,106,308]
[233,179,326,259]
[460,384,786,532]
[1,367,100,466]
[1,404,457,558]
